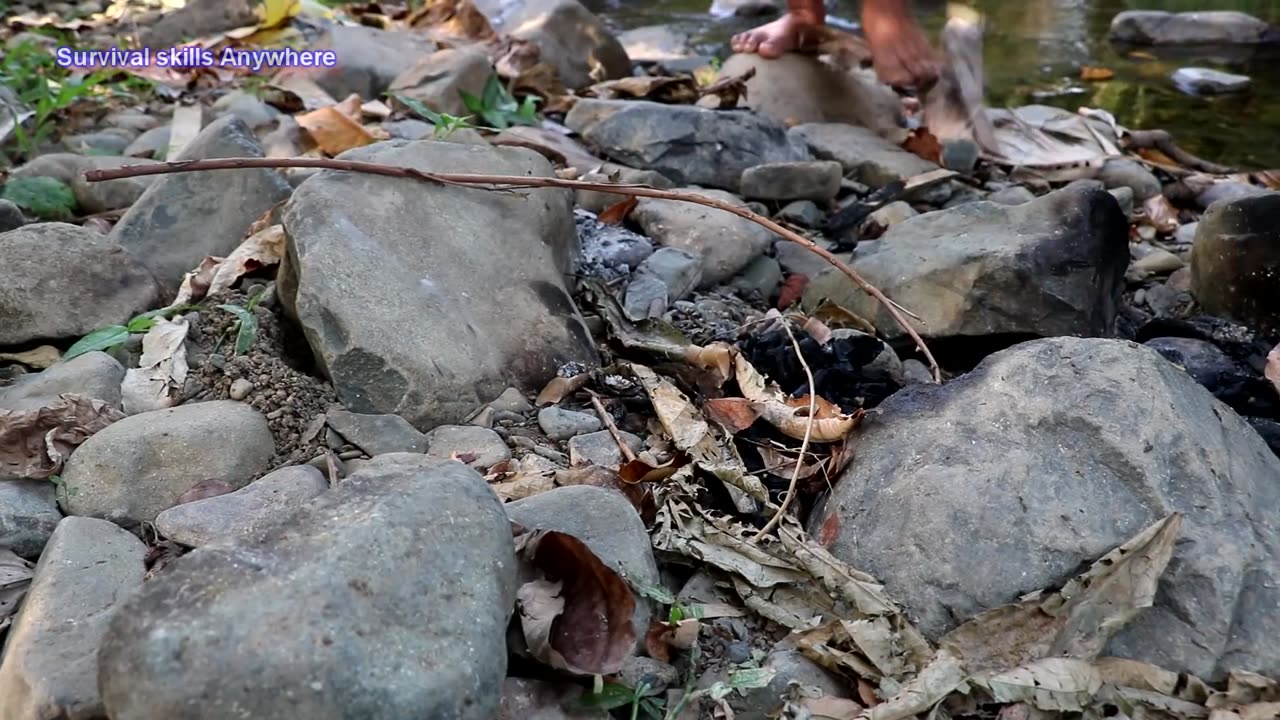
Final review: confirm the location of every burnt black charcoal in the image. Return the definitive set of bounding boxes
[738,326,901,412]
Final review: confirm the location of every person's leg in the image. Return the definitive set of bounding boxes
[862,0,940,89]
[730,0,826,59]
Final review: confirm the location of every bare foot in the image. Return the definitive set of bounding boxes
[863,7,940,90]
[731,11,825,59]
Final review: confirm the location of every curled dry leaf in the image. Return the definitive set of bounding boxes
[699,67,756,109]
[703,397,763,434]
[813,300,879,335]
[120,316,190,415]
[1080,66,1115,81]
[207,224,286,297]
[296,106,376,155]
[1143,195,1180,234]
[777,274,810,310]
[977,657,1104,712]
[645,617,700,662]
[407,0,497,42]
[803,316,834,346]
[734,354,860,442]
[803,696,865,719]
[903,128,943,164]
[536,374,589,406]
[172,256,222,307]
[0,394,124,480]
[490,456,557,501]
[597,196,638,225]
[513,529,637,676]
[586,76,699,104]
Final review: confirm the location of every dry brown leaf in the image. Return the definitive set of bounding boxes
[490,457,557,501]
[514,529,637,676]
[0,345,60,369]
[681,342,735,386]
[757,444,826,481]
[1080,66,1115,81]
[406,0,496,42]
[803,316,834,346]
[903,128,943,164]
[734,354,860,442]
[296,106,375,155]
[207,224,286,297]
[703,398,763,434]
[618,454,683,485]
[171,256,222,307]
[0,548,35,632]
[333,93,364,121]
[1143,195,1180,234]
[812,301,878,335]
[630,366,709,450]
[699,67,756,109]
[804,696,865,719]
[1266,344,1280,396]
[1255,170,1280,190]
[977,657,1103,711]
[120,317,190,415]
[264,74,338,111]
[0,394,124,480]
[536,374,589,406]
[598,196,638,225]
[586,76,699,104]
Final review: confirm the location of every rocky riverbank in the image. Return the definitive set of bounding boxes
[2,1,1279,719]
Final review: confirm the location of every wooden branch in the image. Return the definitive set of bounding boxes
[84,156,941,381]
[1124,129,1235,175]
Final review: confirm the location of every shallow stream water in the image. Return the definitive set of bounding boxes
[587,0,1280,169]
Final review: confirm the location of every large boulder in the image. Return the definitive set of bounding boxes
[302,24,436,100]
[808,338,1280,680]
[802,186,1129,344]
[1110,10,1274,45]
[278,140,596,430]
[1189,192,1280,335]
[502,0,630,90]
[565,99,809,191]
[109,115,293,292]
[98,455,517,720]
[387,47,494,118]
[0,223,161,346]
[0,351,125,411]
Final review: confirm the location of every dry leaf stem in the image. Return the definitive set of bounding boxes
[586,390,637,464]
[751,319,816,543]
[84,157,941,382]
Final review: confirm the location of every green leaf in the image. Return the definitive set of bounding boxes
[1,176,76,220]
[459,89,485,117]
[126,315,155,333]
[727,667,776,690]
[217,304,259,356]
[578,683,639,711]
[393,93,445,124]
[65,325,129,360]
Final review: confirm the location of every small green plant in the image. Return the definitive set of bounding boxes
[216,290,265,357]
[65,305,199,360]
[579,681,664,720]
[0,41,116,156]
[49,474,79,505]
[392,94,482,139]
[0,175,76,220]
[460,74,540,130]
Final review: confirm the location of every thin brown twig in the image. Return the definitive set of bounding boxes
[751,319,815,543]
[84,157,942,382]
[586,390,637,464]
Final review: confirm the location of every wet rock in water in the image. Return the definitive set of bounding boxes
[537,406,602,441]
[632,188,774,285]
[574,210,655,282]
[1144,337,1277,418]
[0,199,25,232]
[565,99,809,190]
[497,677,607,720]
[1110,10,1273,45]
[791,123,948,201]
[504,0,630,90]
[716,54,904,137]
[280,140,597,429]
[634,246,702,301]
[388,48,494,118]
[739,160,842,202]
[810,337,1280,680]
[0,223,161,346]
[617,25,693,63]
[0,351,124,411]
[98,456,517,720]
[425,425,511,470]
[776,200,825,227]
[1173,67,1252,95]
[1098,158,1163,201]
[0,517,145,720]
[140,0,257,46]
[326,410,428,456]
[1190,192,1280,334]
[568,429,643,467]
[60,400,274,527]
[154,465,329,547]
[110,116,292,291]
[986,185,1036,205]
[575,166,674,214]
[0,480,60,559]
[802,186,1128,345]
[300,24,435,100]
[210,90,282,129]
[506,485,659,650]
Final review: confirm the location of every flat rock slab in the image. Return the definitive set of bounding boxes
[1110,10,1273,45]
[0,351,124,411]
[565,99,809,191]
[802,186,1129,343]
[154,464,329,547]
[809,337,1280,680]
[110,115,293,292]
[279,140,597,430]
[425,425,512,471]
[326,410,428,455]
[0,223,160,346]
[99,455,517,720]
[0,517,145,720]
[61,400,274,527]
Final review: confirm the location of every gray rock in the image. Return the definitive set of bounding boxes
[1175,222,1199,246]
[1191,193,1280,332]
[140,0,257,47]
[776,200,825,228]
[61,400,274,527]
[104,111,159,133]
[326,410,429,455]
[61,129,135,155]
[623,276,670,321]
[1173,67,1252,95]
[0,480,60,559]
[110,115,292,291]
[1098,158,1162,201]
[791,123,943,190]
[154,465,329,547]
[1109,186,1135,217]
[566,99,809,191]
[568,429,642,467]
[503,0,630,90]
[574,210,655,280]
[620,657,679,694]
[940,138,980,173]
[710,0,780,16]
[1132,246,1184,274]
[0,199,25,232]
[1197,180,1270,209]
[98,457,517,720]
[489,387,534,414]
[0,351,124,411]
[210,90,282,129]
[900,358,932,385]
[802,186,1129,343]
[617,25,692,63]
[1143,337,1256,408]
[537,406,602,441]
[382,119,436,141]
[0,223,161,346]
[738,160,842,202]
[634,247,702,301]
[809,337,1280,680]
[388,48,494,119]
[0,517,145,720]
[575,167,675,214]
[863,200,918,233]
[1110,10,1272,45]
[304,24,436,100]
[497,677,608,720]
[706,645,850,720]
[279,140,596,429]
[729,255,783,299]
[425,425,511,470]
[70,157,162,215]
[507,485,659,649]
[632,189,774,285]
[987,185,1037,205]
[774,238,831,278]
